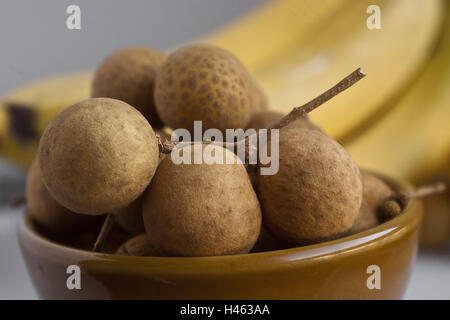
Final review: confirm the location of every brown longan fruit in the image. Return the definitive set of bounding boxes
[38,98,159,215]
[246,111,284,131]
[26,158,102,234]
[115,197,145,235]
[116,234,159,256]
[92,47,166,128]
[257,128,362,246]
[142,144,262,256]
[154,44,253,133]
[350,170,392,234]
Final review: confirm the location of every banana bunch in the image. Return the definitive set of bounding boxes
[0,0,447,175]
[346,7,450,184]
[207,0,445,141]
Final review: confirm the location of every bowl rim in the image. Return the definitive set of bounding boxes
[19,172,423,273]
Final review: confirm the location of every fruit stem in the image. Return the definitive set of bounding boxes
[156,133,177,154]
[93,213,115,252]
[378,181,447,221]
[272,68,366,129]
[394,181,446,209]
[405,181,446,199]
[156,68,366,155]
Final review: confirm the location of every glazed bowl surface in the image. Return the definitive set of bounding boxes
[18,175,423,299]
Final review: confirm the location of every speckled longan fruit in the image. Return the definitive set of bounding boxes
[116,234,159,256]
[92,47,166,128]
[115,197,145,235]
[38,98,159,215]
[143,144,261,257]
[246,110,321,132]
[154,44,253,133]
[257,128,362,246]
[350,170,392,234]
[26,158,102,234]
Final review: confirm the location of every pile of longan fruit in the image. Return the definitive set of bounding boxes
[26,44,436,257]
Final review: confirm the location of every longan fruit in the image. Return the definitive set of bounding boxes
[38,98,159,214]
[350,170,392,234]
[92,47,166,128]
[26,158,102,234]
[116,234,159,256]
[142,144,261,256]
[246,111,284,131]
[257,128,362,246]
[115,197,145,235]
[154,44,253,133]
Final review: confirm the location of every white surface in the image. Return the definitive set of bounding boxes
[0,208,36,299]
[405,247,450,299]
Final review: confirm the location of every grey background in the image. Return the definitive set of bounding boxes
[0,0,449,299]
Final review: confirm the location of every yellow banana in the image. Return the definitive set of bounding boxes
[0,72,91,167]
[233,0,444,140]
[0,0,445,171]
[0,0,348,168]
[346,6,450,184]
[203,0,347,69]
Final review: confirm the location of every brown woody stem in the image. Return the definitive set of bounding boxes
[393,181,446,209]
[157,133,177,154]
[378,182,447,221]
[403,182,446,199]
[156,68,366,155]
[92,213,115,252]
[272,68,366,129]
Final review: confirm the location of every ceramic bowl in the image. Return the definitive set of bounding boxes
[18,175,422,299]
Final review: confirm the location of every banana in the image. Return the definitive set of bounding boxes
[346,5,450,184]
[236,0,444,140]
[0,72,91,167]
[203,0,347,70]
[0,0,446,171]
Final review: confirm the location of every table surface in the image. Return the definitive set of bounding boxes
[1,159,449,299]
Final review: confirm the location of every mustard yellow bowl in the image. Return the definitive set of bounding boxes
[18,175,422,299]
